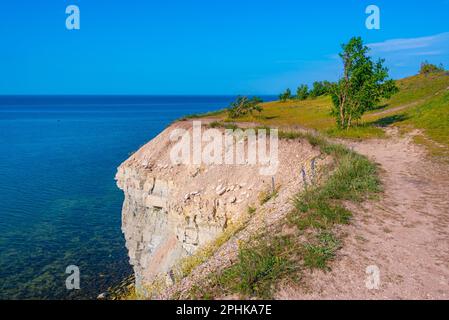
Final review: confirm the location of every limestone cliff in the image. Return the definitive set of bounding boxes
[116,121,322,296]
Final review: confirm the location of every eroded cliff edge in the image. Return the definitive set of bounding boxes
[116,121,323,296]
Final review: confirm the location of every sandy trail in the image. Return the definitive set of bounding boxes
[367,101,420,118]
[278,127,449,299]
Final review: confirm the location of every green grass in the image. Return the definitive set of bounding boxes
[321,150,381,201]
[363,75,449,158]
[326,125,386,139]
[289,192,352,231]
[288,137,380,231]
[379,72,449,109]
[212,236,298,299]
[208,120,240,130]
[212,95,388,139]
[365,73,449,156]
[179,109,225,120]
[208,72,449,145]
[278,130,304,140]
[222,96,334,131]
[303,232,340,270]
[406,91,449,151]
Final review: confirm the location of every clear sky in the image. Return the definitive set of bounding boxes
[1,0,448,95]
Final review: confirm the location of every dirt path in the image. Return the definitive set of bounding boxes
[278,127,449,299]
[367,101,420,118]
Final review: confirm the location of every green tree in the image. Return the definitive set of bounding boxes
[330,37,398,129]
[309,81,332,98]
[296,85,309,100]
[228,96,264,118]
[279,88,292,102]
[419,61,444,75]
[321,81,333,95]
[309,81,333,98]
[309,81,325,98]
[252,104,263,115]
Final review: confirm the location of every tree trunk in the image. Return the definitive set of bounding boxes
[340,102,344,128]
[339,91,346,129]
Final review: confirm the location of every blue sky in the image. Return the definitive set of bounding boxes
[1,0,448,95]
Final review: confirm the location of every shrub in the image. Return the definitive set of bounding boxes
[227,96,263,118]
[419,61,445,75]
[296,84,309,100]
[309,81,332,98]
[279,88,292,102]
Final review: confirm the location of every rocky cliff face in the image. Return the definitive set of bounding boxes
[116,121,321,295]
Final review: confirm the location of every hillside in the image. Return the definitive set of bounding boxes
[210,72,449,157]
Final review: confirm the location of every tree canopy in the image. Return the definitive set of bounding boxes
[228,96,263,118]
[330,37,398,129]
[419,61,445,75]
[279,88,292,102]
[309,81,333,98]
[296,85,309,100]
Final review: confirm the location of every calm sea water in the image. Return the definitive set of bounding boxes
[0,95,274,299]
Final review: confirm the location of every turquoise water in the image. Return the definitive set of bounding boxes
[0,96,261,299]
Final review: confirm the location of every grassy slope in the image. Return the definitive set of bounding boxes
[212,72,449,148]
[406,90,449,157]
[369,72,449,157]
[379,72,449,109]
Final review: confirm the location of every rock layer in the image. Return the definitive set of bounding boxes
[116,121,320,295]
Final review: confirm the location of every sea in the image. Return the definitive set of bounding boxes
[0,95,275,299]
